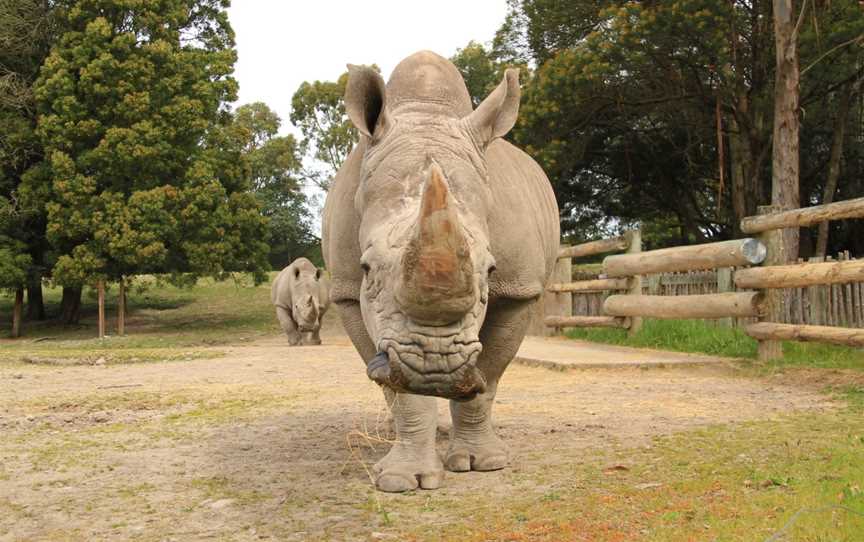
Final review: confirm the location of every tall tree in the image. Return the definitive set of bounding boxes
[0,0,59,322]
[34,0,269,323]
[290,70,369,190]
[232,102,317,269]
[501,0,864,247]
[771,0,804,262]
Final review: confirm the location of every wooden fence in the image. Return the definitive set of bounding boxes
[541,196,864,359]
[568,252,864,329]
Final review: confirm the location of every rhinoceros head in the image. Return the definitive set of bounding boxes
[344,57,520,400]
[290,259,322,332]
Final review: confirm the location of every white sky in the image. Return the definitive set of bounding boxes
[227,0,510,135]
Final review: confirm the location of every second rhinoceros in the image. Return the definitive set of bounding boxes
[322,51,559,492]
[271,257,330,345]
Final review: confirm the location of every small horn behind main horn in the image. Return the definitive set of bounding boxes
[396,162,475,325]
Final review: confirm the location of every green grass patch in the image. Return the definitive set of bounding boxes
[0,273,279,349]
[565,319,864,370]
[397,390,864,542]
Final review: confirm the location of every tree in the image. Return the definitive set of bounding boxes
[450,41,502,108]
[34,0,269,324]
[290,70,364,190]
[0,0,60,322]
[231,102,318,269]
[500,0,864,248]
[450,40,532,112]
[771,0,804,262]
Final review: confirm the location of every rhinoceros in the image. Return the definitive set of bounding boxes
[271,257,330,346]
[322,51,559,492]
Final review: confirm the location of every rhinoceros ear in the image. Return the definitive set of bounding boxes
[465,68,520,145]
[345,64,389,139]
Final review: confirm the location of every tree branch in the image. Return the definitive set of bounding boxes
[801,34,864,76]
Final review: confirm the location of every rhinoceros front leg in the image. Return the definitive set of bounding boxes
[446,384,506,471]
[373,392,443,492]
[275,306,302,346]
[446,298,533,472]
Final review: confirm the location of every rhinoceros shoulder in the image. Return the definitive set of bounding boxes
[486,140,560,301]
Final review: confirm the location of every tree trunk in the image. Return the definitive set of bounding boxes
[728,122,753,234]
[117,278,126,336]
[12,288,24,338]
[728,114,767,234]
[26,277,46,321]
[771,0,802,263]
[97,280,105,339]
[815,80,859,257]
[60,286,82,325]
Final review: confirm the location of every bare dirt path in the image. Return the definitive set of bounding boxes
[0,334,835,541]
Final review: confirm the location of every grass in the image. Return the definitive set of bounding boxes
[4,273,864,539]
[565,318,864,370]
[391,387,864,542]
[0,273,279,361]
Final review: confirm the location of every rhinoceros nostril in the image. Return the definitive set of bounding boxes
[367,351,391,385]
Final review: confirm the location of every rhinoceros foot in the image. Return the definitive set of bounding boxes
[445,435,508,472]
[372,442,444,492]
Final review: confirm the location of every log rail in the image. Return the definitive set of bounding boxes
[544,195,864,360]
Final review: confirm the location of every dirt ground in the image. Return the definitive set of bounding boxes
[0,324,837,541]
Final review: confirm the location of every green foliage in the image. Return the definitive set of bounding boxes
[290,70,362,190]
[0,0,60,290]
[450,41,501,108]
[504,0,864,250]
[34,0,269,286]
[231,102,318,269]
[450,40,532,111]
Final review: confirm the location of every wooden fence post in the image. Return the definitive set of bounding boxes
[717,267,734,328]
[117,277,126,336]
[647,274,662,296]
[11,288,24,338]
[546,253,573,336]
[756,205,784,360]
[625,229,643,336]
[97,280,106,339]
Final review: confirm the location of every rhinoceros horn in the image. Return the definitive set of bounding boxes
[396,162,475,325]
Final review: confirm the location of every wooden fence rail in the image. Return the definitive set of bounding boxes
[541,194,864,360]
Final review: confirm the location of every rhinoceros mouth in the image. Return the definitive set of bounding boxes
[370,335,485,399]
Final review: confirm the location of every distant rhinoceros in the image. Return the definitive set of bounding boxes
[271,258,330,346]
[322,51,559,492]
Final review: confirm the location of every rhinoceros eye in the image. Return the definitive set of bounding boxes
[360,262,371,276]
[294,268,300,279]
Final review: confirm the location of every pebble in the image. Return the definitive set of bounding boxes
[209,498,236,510]
[91,411,110,423]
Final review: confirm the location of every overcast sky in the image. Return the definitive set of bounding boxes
[227,0,510,135]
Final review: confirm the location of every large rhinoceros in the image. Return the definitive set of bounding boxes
[271,257,330,346]
[322,51,559,492]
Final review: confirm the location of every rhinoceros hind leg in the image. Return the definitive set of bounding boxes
[445,386,508,472]
[275,306,302,346]
[373,392,443,492]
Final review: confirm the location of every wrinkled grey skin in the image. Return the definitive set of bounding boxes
[271,258,330,346]
[322,51,559,492]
